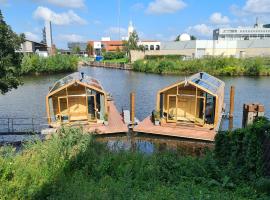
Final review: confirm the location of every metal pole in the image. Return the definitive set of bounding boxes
[130,92,135,128]
[229,86,235,119]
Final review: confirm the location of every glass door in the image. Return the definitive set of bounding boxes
[58,97,68,122]
[87,95,96,121]
[167,95,177,122]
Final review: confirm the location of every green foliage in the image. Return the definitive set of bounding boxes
[1,124,270,199]
[72,46,81,55]
[133,56,270,76]
[0,10,25,94]
[123,31,141,61]
[215,117,270,182]
[103,51,126,60]
[20,54,78,74]
[0,127,91,199]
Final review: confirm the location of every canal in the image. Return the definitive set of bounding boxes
[0,67,269,152]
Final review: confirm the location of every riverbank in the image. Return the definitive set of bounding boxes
[1,118,270,199]
[83,61,132,70]
[20,54,79,75]
[133,56,270,76]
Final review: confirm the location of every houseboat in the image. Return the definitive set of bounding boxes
[134,72,225,141]
[46,72,128,134]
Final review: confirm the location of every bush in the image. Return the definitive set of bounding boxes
[133,56,270,76]
[20,54,78,75]
[103,51,126,60]
[1,122,270,199]
[0,127,91,199]
[215,117,270,181]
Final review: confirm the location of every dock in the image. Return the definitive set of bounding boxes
[84,101,128,134]
[133,116,216,142]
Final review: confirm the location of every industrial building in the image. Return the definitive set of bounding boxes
[19,39,48,57]
[213,18,270,41]
[131,39,270,62]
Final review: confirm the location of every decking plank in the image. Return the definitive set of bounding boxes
[133,116,216,141]
[85,101,128,134]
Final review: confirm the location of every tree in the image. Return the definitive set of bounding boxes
[123,30,140,61]
[175,35,180,41]
[86,43,93,57]
[191,35,197,40]
[175,34,197,41]
[0,10,25,94]
[72,46,81,55]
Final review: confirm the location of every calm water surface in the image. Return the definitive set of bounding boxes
[0,67,270,152]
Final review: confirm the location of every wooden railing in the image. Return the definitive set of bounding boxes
[0,117,48,134]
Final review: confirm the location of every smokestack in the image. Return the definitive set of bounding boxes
[45,21,53,48]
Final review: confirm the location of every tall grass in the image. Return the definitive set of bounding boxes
[1,121,270,199]
[20,54,79,75]
[133,56,270,76]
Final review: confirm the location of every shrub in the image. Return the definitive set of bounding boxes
[103,51,126,60]
[21,54,78,75]
[133,56,270,76]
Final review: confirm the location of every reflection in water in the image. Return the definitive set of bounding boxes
[96,133,214,156]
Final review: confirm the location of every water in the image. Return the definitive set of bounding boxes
[0,67,270,152]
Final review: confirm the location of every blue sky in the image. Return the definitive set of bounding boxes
[1,0,269,48]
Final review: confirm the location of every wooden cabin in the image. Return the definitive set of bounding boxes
[46,72,108,127]
[156,72,225,131]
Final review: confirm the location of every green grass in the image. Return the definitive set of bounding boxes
[103,57,129,63]
[1,119,270,199]
[133,56,270,76]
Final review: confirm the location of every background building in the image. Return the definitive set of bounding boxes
[19,39,48,57]
[213,18,270,41]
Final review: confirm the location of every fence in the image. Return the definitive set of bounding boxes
[85,61,132,70]
[0,117,48,135]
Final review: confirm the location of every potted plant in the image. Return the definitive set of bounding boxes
[103,113,109,126]
[153,110,160,126]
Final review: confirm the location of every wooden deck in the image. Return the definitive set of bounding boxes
[84,101,128,134]
[133,116,216,141]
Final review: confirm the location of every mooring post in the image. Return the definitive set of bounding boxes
[242,103,265,128]
[229,86,235,119]
[130,92,135,128]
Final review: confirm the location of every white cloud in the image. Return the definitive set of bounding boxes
[243,0,270,14]
[58,34,84,42]
[187,24,212,37]
[210,12,230,24]
[25,32,40,41]
[146,0,186,14]
[105,27,127,37]
[33,6,87,25]
[32,0,85,8]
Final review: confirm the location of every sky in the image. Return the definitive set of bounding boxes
[1,0,270,49]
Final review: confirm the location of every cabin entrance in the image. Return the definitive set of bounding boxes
[167,94,206,126]
[87,95,96,121]
[68,96,88,121]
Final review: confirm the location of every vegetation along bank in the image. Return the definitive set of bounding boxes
[20,54,79,75]
[1,117,270,199]
[133,56,270,76]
